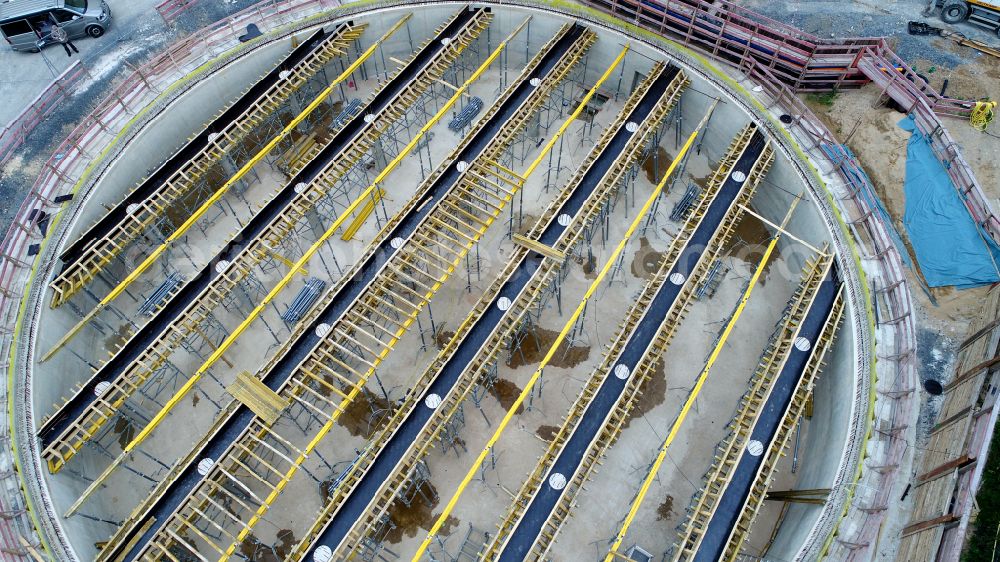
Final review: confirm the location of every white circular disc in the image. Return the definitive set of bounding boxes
[314,546,333,562]
[669,272,686,286]
[390,237,405,249]
[794,336,812,352]
[557,214,572,227]
[95,381,111,396]
[425,393,442,409]
[457,161,469,173]
[294,182,308,194]
[315,323,331,338]
[215,260,230,273]
[625,122,639,133]
[197,458,214,476]
[497,296,512,311]
[529,77,542,87]
[614,364,630,380]
[441,37,452,45]
[127,203,140,214]
[364,113,375,123]
[279,70,291,80]
[747,440,764,457]
[548,472,567,490]
[207,132,220,143]
[731,171,747,183]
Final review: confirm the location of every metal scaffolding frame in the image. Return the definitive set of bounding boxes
[296,57,684,561]
[48,24,366,308]
[669,255,844,561]
[38,7,492,476]
[94,19,583,562]
[483,123,774,561]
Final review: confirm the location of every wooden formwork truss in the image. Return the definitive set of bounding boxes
[482,123,774,561]
[295,59,683,561]
[670,251,838,561]
[48,23,367,308]
[284,8,485,179]
[720,290,844,561]
[132,25,592,562]
[39,7,492,476]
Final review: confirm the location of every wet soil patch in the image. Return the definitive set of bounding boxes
[622,357,667,430]
[164,164,228,230]
[339,390,393,438]
[642,147,675,184]
[656,494,675,521]
[435,326,456,350]
[581,254,596,278]
[111,416,135,449]
[384,481,459,543]
[489,378,524,415]
[536,424,559,441]
[104,323,131,354]
[724,209,781,281]
[507,327,591,370]
[631,237,664,280]
[238,528,296,561]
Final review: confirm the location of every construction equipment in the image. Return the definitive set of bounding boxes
[907,20,1000,58]
[934,0,1000,36]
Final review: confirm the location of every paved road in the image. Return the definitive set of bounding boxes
[0,0,167,127]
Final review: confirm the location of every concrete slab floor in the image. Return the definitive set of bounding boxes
[37,47,600,554]
[341,121,818,559]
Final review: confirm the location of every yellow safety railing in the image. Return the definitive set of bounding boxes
[412,89,710,562]
[41,14,412,362]
[64,14,530,520]
[603,195,803,561]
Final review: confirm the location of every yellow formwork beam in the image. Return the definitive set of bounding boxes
[64,14,529,521]
[602,196,802,561]
[412,68,700,562]
[219,19,539,561]
[41,14,412,363]
[340,187,386,241]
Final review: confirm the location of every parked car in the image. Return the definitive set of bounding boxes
[0,0,112,52]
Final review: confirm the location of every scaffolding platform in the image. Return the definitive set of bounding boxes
[38,7,492,475]
[295,60,686,561]
[48,24,364,308]
[671,256,844,562]
[96,20,591,562]
[483,124,774,561]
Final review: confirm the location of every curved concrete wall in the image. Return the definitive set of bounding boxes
[12,2,871,560]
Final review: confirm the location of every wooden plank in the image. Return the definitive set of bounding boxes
[226,372,289,425]
[512,234,566,261]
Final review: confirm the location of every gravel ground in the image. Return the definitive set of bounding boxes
[0,0,267,232]
[737,0,998,67]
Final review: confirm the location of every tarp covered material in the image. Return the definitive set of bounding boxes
[898,115,1000,288]
[821,142,911,268]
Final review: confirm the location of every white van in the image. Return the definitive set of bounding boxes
[0,0,112,52]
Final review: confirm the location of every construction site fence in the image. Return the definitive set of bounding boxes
[156,0,206,25]
[0,61,89,170]
[0,0,357,559]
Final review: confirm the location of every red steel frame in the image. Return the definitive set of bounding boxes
[0,61,89,169]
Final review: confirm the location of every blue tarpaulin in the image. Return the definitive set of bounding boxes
[821,143,911,268]
[899,115,1000,288]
